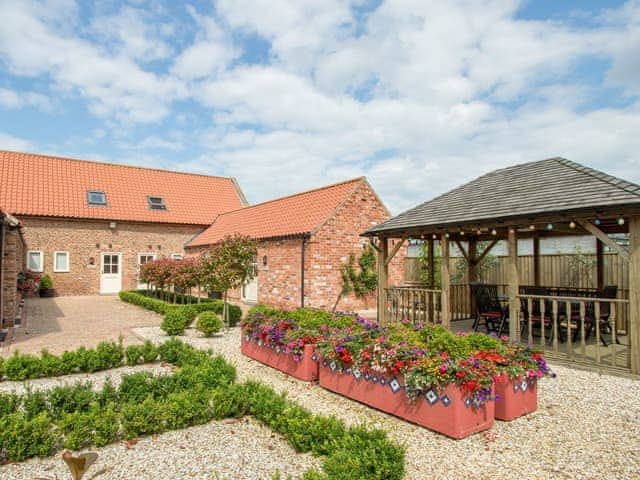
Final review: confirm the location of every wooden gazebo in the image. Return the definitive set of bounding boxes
[364,158,640,375]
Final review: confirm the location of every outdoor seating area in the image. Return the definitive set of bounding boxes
[366,158,640,376]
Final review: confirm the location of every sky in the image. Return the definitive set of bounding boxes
[0,0,639,214]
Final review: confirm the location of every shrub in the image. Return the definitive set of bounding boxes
[95,340,125,369]
[0,392,19,419]
[40,349,65,377]
[47,383,96,417]
[161,308,190,336]
[4,351,42,380]
[141,340,159,363]
[22,390,47,420]
[0,356,4,379]
[157,338,186,364]
[39,274,53,290]
[58,410,93,450]
[118,372,158,404]
[91,403,119,447]
[210,384,247,420]
[125,345,145,366]
[121,396,166,439]
[0,412,57,461]
[196,311,223,337]
[164,390,212,430]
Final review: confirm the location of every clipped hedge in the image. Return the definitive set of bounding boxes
[120,290,241,330]
[0,340,405,479]
[196,311,223,337]
[0,340,159,382]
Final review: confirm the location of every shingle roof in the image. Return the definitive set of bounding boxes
[367,157,640,235]
[188,177,365,246]
[0,150,246,225]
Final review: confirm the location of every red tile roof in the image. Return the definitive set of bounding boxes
[0,150,246,225]
[188,177,365,246]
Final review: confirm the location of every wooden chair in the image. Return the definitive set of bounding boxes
[471,283,507,334]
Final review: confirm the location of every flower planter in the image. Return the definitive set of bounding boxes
[39,288,55,298]
[241,336,319,381]
[318,361,494,439]
[493,374,537,421]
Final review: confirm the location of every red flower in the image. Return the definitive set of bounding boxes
[441,352,449,360]
[462,380,480,393]
[340,351,353,364]
[455,371,467,379]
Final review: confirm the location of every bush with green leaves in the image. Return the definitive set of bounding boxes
[0,412,56,461]
[124,340,157,366]
[4,351,42,380]
[196,311,223,336]
[161,308,191,335]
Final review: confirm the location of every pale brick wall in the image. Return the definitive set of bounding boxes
[19,217,203,295]
[2,226,26,327]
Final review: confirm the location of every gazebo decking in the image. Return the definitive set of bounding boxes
[364,158,640,375]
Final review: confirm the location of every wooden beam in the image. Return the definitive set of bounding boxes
[368,237,380,252]
[385,236,407,266]
[467,238,477,316]
[377,238,389,326]
[427,238,435,322]
[533,234,540,286]
[441,236,451,328]
[454,240,470,263]
[507,228,520,342]
[476,239,499,264]
[629,216,640,375]
[576,220,630,262]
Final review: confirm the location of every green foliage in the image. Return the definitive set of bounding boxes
[209,384,247,420]
[197,311,223,336]
[0,392,19,419]
[418,241,441,288]
[199,234,257,327]
[157,338,185,364]
[121,396,166,439]
[340,245,377,307]
[161,308,191,335]
[58,410,94,450]
[124,344,145,366]
[22,390,47,420]
[567,244,595,287]
[40,349,65,377]
[4,351,42,380]
[92,403,119,447]
[47,383,96,418]
[39,274,53,289]
[0,412,56,461]
[322,426,405,480]
[164,390,212,430]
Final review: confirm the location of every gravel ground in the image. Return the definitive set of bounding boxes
[133,326,640,480]
[0,364,171,395]
[2,326,639,479]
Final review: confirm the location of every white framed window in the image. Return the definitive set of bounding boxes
[171,253,184,260]
[54,251,70,272]
[27,251,44,272]
[137,253,156,280]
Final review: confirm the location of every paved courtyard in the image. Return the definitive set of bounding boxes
[1,296,162,356]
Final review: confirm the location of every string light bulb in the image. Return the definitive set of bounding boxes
[594,217,601,226]
[491,229,497,236]
[569,221,576,229]
[432,234,437,240]
[546,223,553,230]
[529,224,535,230]
[618,216,625,226]
[444,232,450,239]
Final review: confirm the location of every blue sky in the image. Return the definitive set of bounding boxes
[1,0,639,214]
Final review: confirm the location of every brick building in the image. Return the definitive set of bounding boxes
[186,178,404,311]
[1,210,26,330]
[0,151,246,296]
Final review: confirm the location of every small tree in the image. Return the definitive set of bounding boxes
[200,234,258,328]
[337,245,378,310]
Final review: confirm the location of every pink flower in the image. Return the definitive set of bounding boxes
[439,364,447,373]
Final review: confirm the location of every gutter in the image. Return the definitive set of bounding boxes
[300,235,309,308]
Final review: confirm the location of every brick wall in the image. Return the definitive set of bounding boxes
[19,216,203,295]
[2,225,25,327]
[304,181,405,311]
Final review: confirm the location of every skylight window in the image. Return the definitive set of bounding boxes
[87,190,106,206]
[148,196,166,210]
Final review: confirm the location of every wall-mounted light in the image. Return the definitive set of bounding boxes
[109,221,117,229]
[88,257,95,265]
[262,255,268,266]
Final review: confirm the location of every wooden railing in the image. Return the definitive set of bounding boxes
[385,286,442,324]
[518,294,631,371]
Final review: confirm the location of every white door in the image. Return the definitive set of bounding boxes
[100,253,122,294]
[242,277,258,302]
[242,257,258,302]
[137,253,156,289]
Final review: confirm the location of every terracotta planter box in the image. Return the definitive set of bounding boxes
[318,361,494,439]
[241,336,319,381]
[494,374,538,421]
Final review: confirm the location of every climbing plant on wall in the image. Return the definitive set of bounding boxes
[339,244,378,310]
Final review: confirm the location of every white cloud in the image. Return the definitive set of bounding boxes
[0,132,33,151]
[0,87,51,110]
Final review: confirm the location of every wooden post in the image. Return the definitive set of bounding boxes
[629,216,640,375]
[596,239,604,291]
[508,228,520,342]
[533,233,540,286]
[441,235,451,328]
[427,237,435,322]
[468,238,477,318]
[377,237,389,326]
